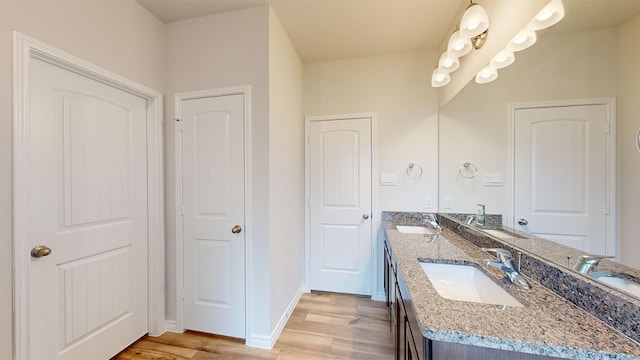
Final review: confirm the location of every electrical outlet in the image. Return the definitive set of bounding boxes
[445,197,453,210]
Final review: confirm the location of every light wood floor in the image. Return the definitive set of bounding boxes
[113,292,394,360]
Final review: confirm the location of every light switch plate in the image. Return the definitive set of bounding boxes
[380,173,398,186]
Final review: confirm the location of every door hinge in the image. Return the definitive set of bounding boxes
[307,135,311,145]
[306,198,310,207]
[604,122,610,134]
[180,204,184,216]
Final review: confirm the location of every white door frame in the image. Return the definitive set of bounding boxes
[304,113,379,298]
[174,86,252,336]
[12,32,165,359]
[507,98,616,256]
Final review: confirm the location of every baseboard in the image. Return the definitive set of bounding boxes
[163,320,181,334]
[371,290,386,302]
[246,286,304,349]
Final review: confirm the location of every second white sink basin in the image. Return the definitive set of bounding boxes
[396,225,433,235]
[419,262,523,307]
[590,272,640,298]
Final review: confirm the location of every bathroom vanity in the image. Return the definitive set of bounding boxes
[382,211,640,360]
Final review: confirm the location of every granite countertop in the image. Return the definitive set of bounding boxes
[383,219,640,360]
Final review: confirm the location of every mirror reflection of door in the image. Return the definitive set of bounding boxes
[513,101,613,255]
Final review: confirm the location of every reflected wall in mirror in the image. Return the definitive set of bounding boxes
[438,0,640,291]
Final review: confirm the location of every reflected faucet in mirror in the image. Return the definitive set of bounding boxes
[423,213,443,233]
[574,254,615,275]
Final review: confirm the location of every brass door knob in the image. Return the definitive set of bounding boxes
[231,225,242,234]
[31,246,52,258]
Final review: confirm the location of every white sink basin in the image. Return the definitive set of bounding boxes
[419,262,523,307]
[591,274,640,298]
[396,225,433,235]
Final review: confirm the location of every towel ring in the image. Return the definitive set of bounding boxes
[459,162,478,179]
[406,163,423,179]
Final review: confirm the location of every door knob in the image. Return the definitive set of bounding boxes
[31,246,52,258]
[363,214,370,220]
[231,225,242,234]
[518,218,529,226]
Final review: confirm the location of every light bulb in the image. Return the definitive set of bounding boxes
[431,68,451,87]
[447,31,472,57]
[475,65,498,84]
[490,50,515,69]
[438,51,460,73]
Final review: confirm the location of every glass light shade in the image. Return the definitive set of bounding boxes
[475,65,498,84]
[490,50,515,69]
[447,31,472,57]
[528,0,564,30]
[438,51,460,73]
[459,4,490,38]
[431,68,451,87]
[507,28,537,52]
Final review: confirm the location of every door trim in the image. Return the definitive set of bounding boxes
[174,86,252,337]
[304,113,378,297]
[507,98,616,256]
[12,32,165,359]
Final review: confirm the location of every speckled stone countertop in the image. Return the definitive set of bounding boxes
[383,217,640,359]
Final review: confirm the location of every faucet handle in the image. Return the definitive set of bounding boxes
[482,248,513,261]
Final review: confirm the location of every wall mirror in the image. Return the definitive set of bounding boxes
[438,0,640,299]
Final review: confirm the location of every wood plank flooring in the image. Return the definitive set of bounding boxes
[113,292,394,360]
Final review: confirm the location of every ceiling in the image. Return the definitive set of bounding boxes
[137,0,640,63]
[137,0,464,63]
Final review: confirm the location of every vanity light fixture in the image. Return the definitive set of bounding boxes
[431,68,451,87]
[431,1,489,88]
[474,0,564,85]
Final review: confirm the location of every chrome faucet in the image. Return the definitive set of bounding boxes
[483,248,531,290]
[573,254,615,275]
[423,213,443,232]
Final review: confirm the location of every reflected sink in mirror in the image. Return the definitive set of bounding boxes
[396,225,433,235]
[590,271,640,298]
[480,227,527,240]
[419,261,523,307]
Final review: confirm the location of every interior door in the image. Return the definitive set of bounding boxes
[28,57,149,359]
[309,117,373,295]
[179,93,246,338]
[514,104,609,254]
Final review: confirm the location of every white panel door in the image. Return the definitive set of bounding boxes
[309,117,372,295]
[28,58,148,359]
[180,94,246,338]
[514,104,608,254]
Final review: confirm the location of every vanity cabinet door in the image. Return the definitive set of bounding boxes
[395,282,405,360]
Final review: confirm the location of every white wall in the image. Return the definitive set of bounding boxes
[0,2,165,359]
[267,7,305,333]
[304,50,440,297]
[439,28,619,217]
[618,14,640,268]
